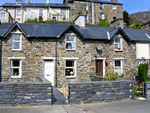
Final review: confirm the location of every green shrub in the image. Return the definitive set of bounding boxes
[134,85,142,97]
[138,63,148,83]
[104,71,119,81]
[97,15,110,27]
[130,20,141,29]
[39,16,43,22]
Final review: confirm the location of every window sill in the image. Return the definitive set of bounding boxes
[0,18,6,20]
[11,76,22,79]
[65,76,76,79]
[66,49,76,51]
[11,49,22,52]
[115,50,123,52]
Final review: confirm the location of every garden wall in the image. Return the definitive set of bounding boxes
[68,80,133,104]
[143,82,150,99]
[0,81,52,106]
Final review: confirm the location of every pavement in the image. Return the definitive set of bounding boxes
[0,100,150,113]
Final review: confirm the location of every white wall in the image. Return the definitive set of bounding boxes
[136,43,150,59]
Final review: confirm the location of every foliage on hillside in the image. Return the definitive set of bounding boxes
[130,20,141,29]
[97,15,110,27]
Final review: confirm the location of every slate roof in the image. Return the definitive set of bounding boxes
[1,3,69,8]
[0,23,150,42]
[65,0,122,5]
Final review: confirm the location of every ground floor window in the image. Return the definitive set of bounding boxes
[65,60,76,77]
[10,60,21,78]
[114,59,122,75]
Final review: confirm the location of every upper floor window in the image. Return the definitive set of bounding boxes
[11,59,22,78]
[17,9,21,15]
[6,9,8,12]
[113,4,116,10]
[0,13,6,19]
[66,35,76,50]
[114,37,122,51]
[84,4,88,11]
[61,9,65,15]
[100,13,104,19]
[114,59,123,75]
[71,14,75,20]
[39,9,43,15]
[17,18,21,23]
[85,15,88,23]
[100,3,103,9]
[12,34,21,50]
[71,3,75,9]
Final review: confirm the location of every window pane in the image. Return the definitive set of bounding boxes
[66,36,75,41]
[115,38,120,43]
[12,60,20,67]
[114,67,121,74]
[65,68,74,76]
[66,43,72,49]
[66,61,74,67]
[12,42,20,49]
[12,34,21,41]
[11,68,19,76]
[115,60,121,66]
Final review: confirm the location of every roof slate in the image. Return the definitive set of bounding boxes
[1,3,69,8]
[0,23,150,42]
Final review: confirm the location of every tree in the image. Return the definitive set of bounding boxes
[97,15,110,27]
[130,20,141,29]
[123,11,130,26]
[138,63,148,83]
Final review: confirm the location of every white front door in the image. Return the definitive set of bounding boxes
[44,60,54,85]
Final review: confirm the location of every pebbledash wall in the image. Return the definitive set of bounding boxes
[0,81,52,106]
[2,26,138,87]
[68,80,133,104]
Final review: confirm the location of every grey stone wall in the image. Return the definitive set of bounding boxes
[0,82,52,106]
[68,80,133,104]
[143,82,150,99]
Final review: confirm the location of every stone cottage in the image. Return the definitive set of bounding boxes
[0,16,150,87]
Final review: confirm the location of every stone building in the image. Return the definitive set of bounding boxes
[0,9,13,23]
[0,16,149,87]
[65,0,123,25]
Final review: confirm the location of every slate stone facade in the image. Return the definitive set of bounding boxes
[1,26,139,87]
[144,82,150,99]
[68,80,133,104]
[69,1,123,25]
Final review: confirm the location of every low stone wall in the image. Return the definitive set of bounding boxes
[143,82,150,99]
[0,82,52,106]
[68,80,133,104]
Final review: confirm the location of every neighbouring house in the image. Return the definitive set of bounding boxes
[0,9,13,23]
[64,0,123,25]
[1,0,70,23]
[0,16,150,87]
[141,20,150,30]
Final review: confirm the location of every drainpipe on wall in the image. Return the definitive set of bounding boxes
[55,37,58,87]
[0,39,2,82]
[106,40,108,76]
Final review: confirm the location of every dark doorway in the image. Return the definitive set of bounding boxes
[96,60,103,76]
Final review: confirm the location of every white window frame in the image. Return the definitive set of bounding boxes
[84,4,88,11]
[39,9,43,15]
[100,3,103,9]
[10,59,22,78]
[0,13,6,19]
[17,18,21,23]
[114,37,122,51]
[71,3,75,9]
[61,9,66,15]
[65,33,76,51]
[100,13,104,19]
[17,9,21,15]
[114,59,123,75]
[11,33,22,51]
[85,15,88,23]
[65,59,76,78]
[113,4,117,10]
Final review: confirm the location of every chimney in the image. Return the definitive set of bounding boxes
[75,16,85,27]
[26,0,30,4]
[46,0,49,4]
[111,0,117,3]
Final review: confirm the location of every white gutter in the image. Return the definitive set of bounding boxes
[107,31,110,40]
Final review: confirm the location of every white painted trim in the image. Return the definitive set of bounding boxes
[41,57,56,60]
[95,58,106,77]
[11,33,22,51]
[113,58,124,60]
[114,59,123,75]
[107,31,110,40]
[146,34,150,39]
[7,57,25,59]
[63,57,79,60]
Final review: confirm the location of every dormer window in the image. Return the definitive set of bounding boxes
[100,3,103,9]
[84,4,88,11]
[114,37,122,51]
[65,33,76,50]
[16,0,22,5]
[12,34,22,50]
